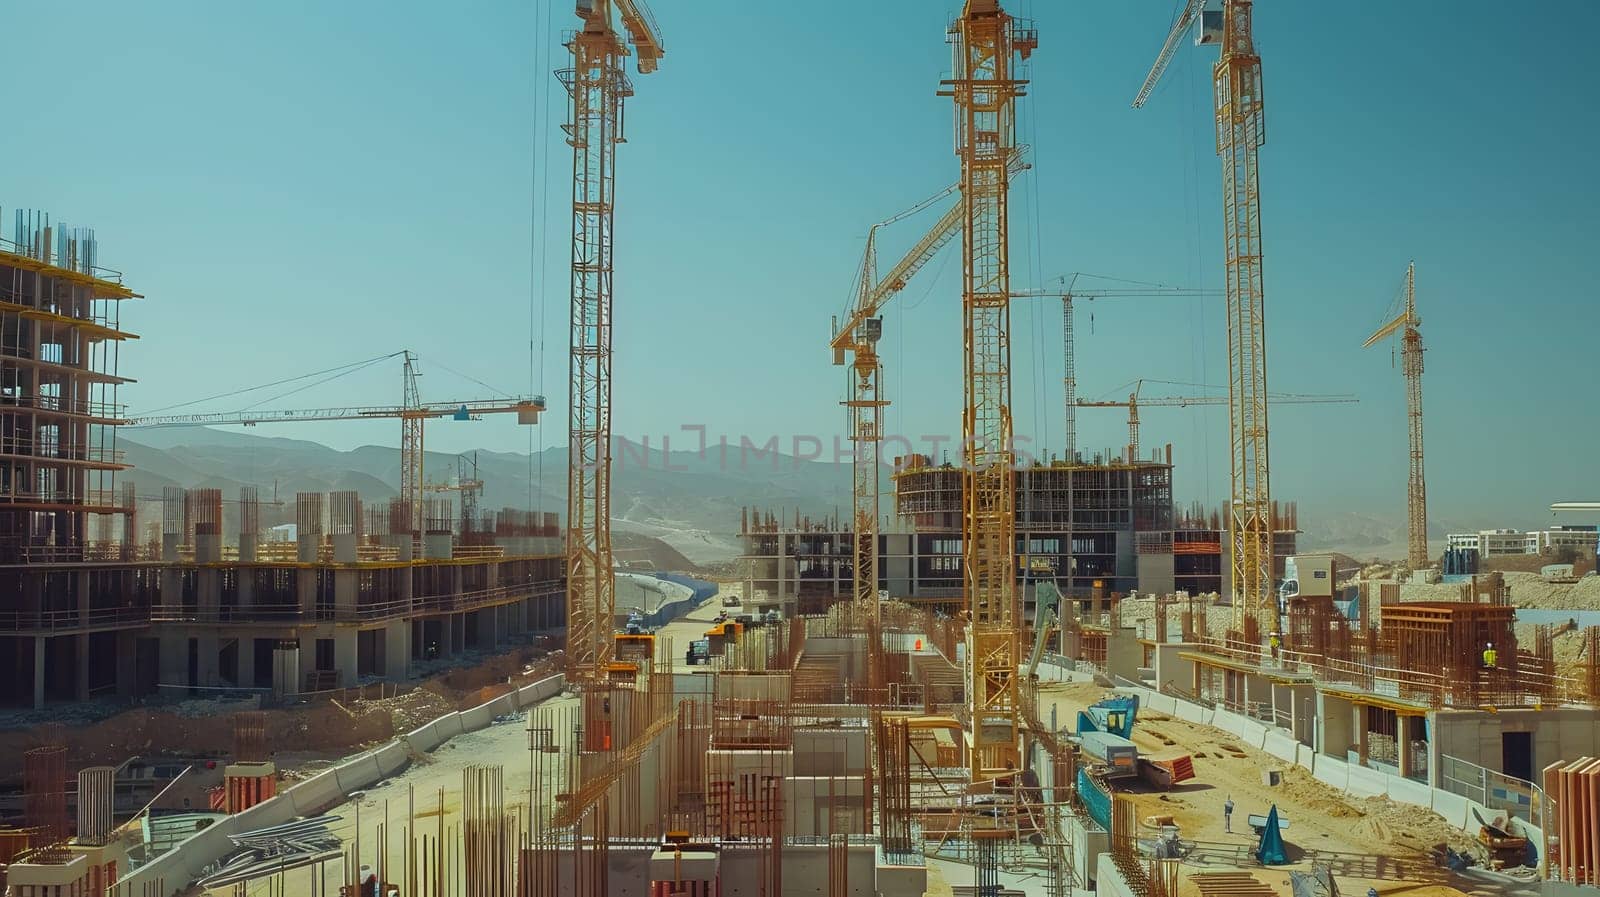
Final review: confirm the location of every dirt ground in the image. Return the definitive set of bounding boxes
[1035,682,1540,897]
[0,643,562,784]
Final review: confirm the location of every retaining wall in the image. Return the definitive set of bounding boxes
[111,673,567,896]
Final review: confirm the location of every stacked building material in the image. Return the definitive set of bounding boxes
[1543,756,1600,885]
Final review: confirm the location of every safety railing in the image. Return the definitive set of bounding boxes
[0,393,127,419]
[0,605,151,633]
[1438,753,1547,831]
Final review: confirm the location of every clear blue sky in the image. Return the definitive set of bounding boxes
[5,1,1597,527]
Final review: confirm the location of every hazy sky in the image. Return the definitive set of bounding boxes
[5,1,1597,528]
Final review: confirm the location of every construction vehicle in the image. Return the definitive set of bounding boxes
[684,638,711,666]
[1078,730,1139,779]
[608,610,655,680]
[1075,695,1139,740]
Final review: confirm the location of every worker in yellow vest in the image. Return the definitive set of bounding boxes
[1268,631,1282,661]
[1482,642,1498,669]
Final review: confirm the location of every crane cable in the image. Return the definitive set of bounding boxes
[136,351,404,416]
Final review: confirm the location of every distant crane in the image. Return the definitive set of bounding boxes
[1364,262,1428,569]
[127,352,544,530]
[1075,380,1358,463]
[1012,275,1221,460]
[423,452,484,526]
[559,0,663,680]
[1134,0,1277,633]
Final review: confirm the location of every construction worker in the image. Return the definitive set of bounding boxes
[1483,642,1498,669]
[1223,795,1235,833]
[1268,631,1282,661]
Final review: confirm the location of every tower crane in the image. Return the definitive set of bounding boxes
[938,0,1036,784]
[423,452,484,526]
[560,0,663,680]
[126,352,544,529]
[1364,262,1428,569]
[1011,276,1221,460]
[1134,0,1276,633]
[831,150,1029,619]
[1074,380,1357,463]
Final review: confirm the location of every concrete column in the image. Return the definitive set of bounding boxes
[238,533,258,563]
[383,620,409,681]
[423,533,452,560]
[1356,706,1369,763]
[382,533,413,562]
[33,636,46,709]
[334,570,358,619]
[453,612,466,655]
[297,535,319,563]
[195,533,222,564]
[335,630,358,688]
[332,533,358,564]
[481,608,499,650]
[1398,716,1414,778]
[441,614,455,659]
[162,533,181,562]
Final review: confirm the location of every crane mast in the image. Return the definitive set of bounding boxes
[1133,0,1275,634]
[562,0,662,680]
[1364,262,1427,569]
[1215,0,1274,635]
[940,0,1035,783]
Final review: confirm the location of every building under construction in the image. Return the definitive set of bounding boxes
[0,212,566,712]
[740,449,1298,615]
[7,0,1600,895]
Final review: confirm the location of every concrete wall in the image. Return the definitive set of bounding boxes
[111,673,567,896]
[1429,706,1600,778]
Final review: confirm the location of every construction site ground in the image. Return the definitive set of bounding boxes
[201,692,580,896]
[0,641,562,784]
[1034,682,1541,897]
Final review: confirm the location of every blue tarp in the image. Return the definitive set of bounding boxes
[1257,804,1287,865]
[1076,767,1111,830]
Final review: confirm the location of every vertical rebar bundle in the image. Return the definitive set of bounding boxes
[239,485,260,540]
[330,490,363,537]
[23,744,68,858]
[233,711,268,762]
[296,492,324,539]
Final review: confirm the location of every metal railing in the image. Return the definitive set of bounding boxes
[0,605,150,633]
[1438,753,1547,831]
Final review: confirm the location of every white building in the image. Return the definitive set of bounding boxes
[1445,526,1597,557]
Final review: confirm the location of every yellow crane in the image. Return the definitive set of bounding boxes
[831,150,1029,618]
[938,0,1036,784]
[1134,0,1276,634]
[560,0,663,680]
[1075,380,1357,463]
[127,354,543,529]
[1364,262,1428,569]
